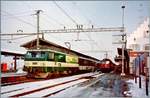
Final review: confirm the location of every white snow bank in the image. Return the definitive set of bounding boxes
[126,76,150,98]
[16,68,26,74]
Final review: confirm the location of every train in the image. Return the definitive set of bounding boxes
[23,49,99,78]
[96,58,117,73]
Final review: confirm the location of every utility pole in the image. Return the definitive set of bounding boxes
[146,23,150,96]
[34,10,43,49]
[121,3,126,76]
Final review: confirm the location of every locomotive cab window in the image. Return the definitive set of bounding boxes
[25,51,47,61]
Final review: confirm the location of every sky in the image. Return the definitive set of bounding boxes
[1,0,150,61]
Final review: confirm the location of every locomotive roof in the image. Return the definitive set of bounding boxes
[21,38,100,62]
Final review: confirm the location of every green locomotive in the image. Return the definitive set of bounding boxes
[23,49,97,78]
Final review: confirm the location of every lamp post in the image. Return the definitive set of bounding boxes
[121,4,126,76]
[35,10,43,49]
[145,24,150,96]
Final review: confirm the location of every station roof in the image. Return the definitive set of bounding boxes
[117,48,129,60]
[1,51,25,56]
[21,38,100,61]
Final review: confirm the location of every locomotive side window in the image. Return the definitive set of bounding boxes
[25,51,47,61]
[48,52,54,61]
[54,53,66,62]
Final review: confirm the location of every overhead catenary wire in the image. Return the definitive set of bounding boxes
[23,1,67,28]
[2,2,63,43]
[53,1,91,43]
[43,13,65,27]
[71,2,103,50]
[2,10,36,28]
[71,2,114,58]
[53,1,78,25]
[72,2,94,26]
[1,11,32,17]
[22,2,51,30]
[1,35,35,40]
[51,1,85,50]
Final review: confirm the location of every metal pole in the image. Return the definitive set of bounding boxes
[145,67,149,96]
[14,56,17,71]
[121,4,125,76]
[135,59,137,83]
[146,23,150,96]
[139,55,142,88]
[35,10,42,49]
[121,42,125,76]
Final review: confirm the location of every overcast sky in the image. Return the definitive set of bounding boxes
[1,1,150,60]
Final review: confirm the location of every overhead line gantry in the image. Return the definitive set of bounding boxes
[0,26,125,36]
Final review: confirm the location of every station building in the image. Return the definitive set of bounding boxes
[127,17,150,75]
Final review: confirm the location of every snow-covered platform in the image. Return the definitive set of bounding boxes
[1,69,27,77]
[126,76,150,98]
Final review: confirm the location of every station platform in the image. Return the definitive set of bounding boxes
[1,71,27,78]
[1,69,27,78]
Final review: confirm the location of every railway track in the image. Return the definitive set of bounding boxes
[1,72,102,97]
[1,71,100,86]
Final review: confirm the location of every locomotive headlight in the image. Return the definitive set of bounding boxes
[41,62,45,66]
[106,61,110,64]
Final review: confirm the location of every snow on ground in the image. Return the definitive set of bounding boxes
[126,76,150,98]
[21,79,88,97]
[50,84,114,98]
[1,72,27,77]
[3,73,149,98]
[16,68,26,74]
[50,73,125,98]
[50,74,150,98]
[1,72,98,97]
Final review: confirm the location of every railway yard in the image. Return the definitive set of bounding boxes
[1,72,132,98]
[1,1,150,98]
